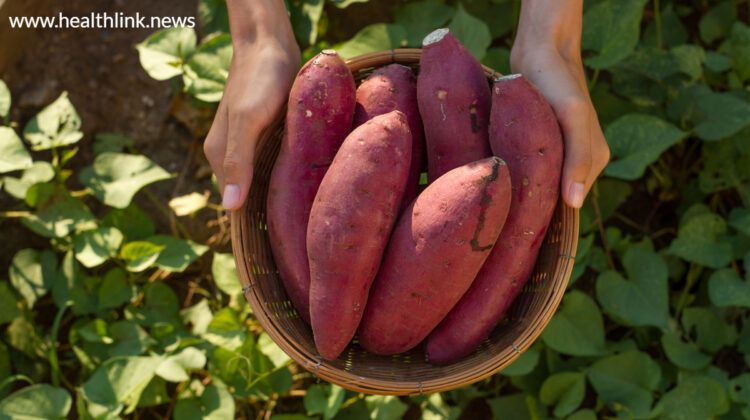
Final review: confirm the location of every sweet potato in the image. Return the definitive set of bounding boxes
[354,64,424,211]
[357,157,512,355]
[417,28,492,181]
[426,74,563,365]
[308,111,412,360]
[267,50,356,323]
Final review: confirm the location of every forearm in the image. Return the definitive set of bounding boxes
[226,0,296,50]
[512,0,583,61]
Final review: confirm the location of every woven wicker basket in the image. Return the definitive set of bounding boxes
[230,49,579,396]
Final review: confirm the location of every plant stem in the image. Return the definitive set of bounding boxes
[0,375,34,394]
[676,264,703,318]
[588,68,601,91]
[0,211,32,218]
[591,182,616,269]
[654,0,663,49]
[48,302,70,387]
[69,188,92,198]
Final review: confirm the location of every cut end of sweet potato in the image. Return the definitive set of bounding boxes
[321,49,338,56]
[422,28,450,46]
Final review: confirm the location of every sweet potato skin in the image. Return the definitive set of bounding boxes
[266,51,356,323]
[426,74,563,365]
[308,111,412,360]
[354,64,424,211]
[357,157,512,355]
[417,29,492,181]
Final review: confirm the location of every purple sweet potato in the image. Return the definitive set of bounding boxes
[267,50,356,323]
[417,28,492,181]
[357,157,512,355]
[354,64,424,211]
[426,74,563,365]
[308,111,412,360]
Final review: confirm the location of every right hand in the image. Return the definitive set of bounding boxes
[203,19,300,211]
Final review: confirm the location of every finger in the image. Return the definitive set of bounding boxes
[204,99,229,190]
[555,97,593,209]
[221,105,264,211]
[584,117,610,193]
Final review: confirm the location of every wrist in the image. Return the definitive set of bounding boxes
[512,0,582,62]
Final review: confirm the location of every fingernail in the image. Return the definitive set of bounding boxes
[568,182,585,208]
[222,184,241,210]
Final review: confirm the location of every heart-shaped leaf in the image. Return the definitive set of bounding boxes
[596,241,669,328]
[183,33,232,103]
[708,268,750,307]
[23,92,83,151]
[80,153,171,209]
[9,249,57,308]
[582,0,648,69]
[588,351,661,418]
[137,28,197,80]
[669,210,733,268]
[0,127,32,174]
[541,291,607,356]
[0,384,71,419]
[74,227,124,268]
[539,372,586,418]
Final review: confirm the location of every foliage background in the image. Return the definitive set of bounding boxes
[2,0,750,418]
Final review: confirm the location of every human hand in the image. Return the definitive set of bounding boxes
[510,0,609,209]
[203,1,300,211]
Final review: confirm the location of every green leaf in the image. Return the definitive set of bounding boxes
[668,211,733,268]
[0,282,20,325]
[198,0,229,34]
[728,22,750,83]
[80,152,172,209]
[481,47,510,75]
[212,252,241,296]
[23,92,83,151]
[155,348,207,382]
[582,0,648,69]
[108,321,156,357]
[0,384,72,419]
[0,79,10,119]
[0,127,32,174]
[181,299,213,335]
[304,384,346,420]
[2,162,54,199]
[336,24,407,59]
[202,307,246,350]
[9,249,56,308]
[394,0,454,47]
[169,192,209,216]
[289,0,324,46]
[102,203,155,241]
[137,28,197,80]
[144,235,208,272]
[682,307,736,353]
[447,5,491,60]
[699,0,736,44]
[692,92,750,141]
[539,372,585,418]
[730,374,750,404]
[80,356,162,417]
[617,47,679,81]
[596,241,669,328]
[93,133,134,155]
[6,315,45,358]
[73,227,124,268]
[137,377,169,408]
[21,197,97,238]
[501,346,540,376]
[587,351,661,418]
[603,114,687,180]
[655,376,729,419]
[365,395,409,420]
[98,268,133,310]
[258,333,291,368]
[643,4,688,48]
[708,269,750,308]
[567,410,597,420]
[126,282,180,327]
[541,291,606,356]
[671,44,705,81]
[173,383,235,420]
[487,394,533,420]
[730,208,750,237]
[119,241,164,272]
[183,33,233,103]
[698,132,750,194]
[661,332,712,370]
[52,251,97,315]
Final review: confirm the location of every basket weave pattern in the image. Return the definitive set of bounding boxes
[230,49,579,396]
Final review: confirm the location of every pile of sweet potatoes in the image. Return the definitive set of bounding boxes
[266,29,562,364]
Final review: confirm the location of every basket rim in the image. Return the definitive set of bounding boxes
[230,48,579,396]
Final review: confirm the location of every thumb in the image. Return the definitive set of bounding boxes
[221,110,260,211]
[556,98,593,209]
